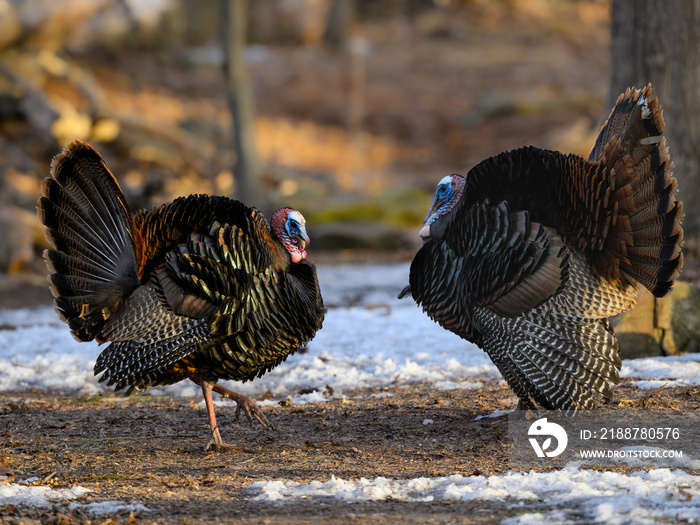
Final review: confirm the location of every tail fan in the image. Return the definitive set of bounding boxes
[591,84,683,297]
[37,140,139,342]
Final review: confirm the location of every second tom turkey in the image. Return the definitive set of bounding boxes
[38,141,325,449]
[400,84,683,411]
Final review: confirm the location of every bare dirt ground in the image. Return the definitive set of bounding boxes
[2,377,700,524]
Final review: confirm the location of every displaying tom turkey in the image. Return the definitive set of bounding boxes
[38,140,325,449]
[400,85,683,411]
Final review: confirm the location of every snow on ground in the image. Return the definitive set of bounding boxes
[475,409,514,421]
[621,352,700,389]
[250,466,700,523]
[1,263,696,399]
[0,477,152,515]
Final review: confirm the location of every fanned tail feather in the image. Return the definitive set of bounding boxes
[37,140,139,341]
[591,84,683,297]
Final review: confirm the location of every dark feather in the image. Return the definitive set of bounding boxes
[405,84,683,411]
[38,140,325,445]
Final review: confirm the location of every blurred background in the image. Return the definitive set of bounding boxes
[0,0,696,299]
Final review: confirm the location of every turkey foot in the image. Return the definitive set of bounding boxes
[211,383,273,430]
[205,423,241,452]
[190,375,273,451]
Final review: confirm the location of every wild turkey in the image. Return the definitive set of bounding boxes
[38,140,325,449]
[400,85,683,411]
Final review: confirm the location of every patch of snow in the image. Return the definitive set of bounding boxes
[475,410,513,421]
[249,467,700,524]
[0,477,153,514]
[290,390,330,405]
[314,263,413,307]
[368,392,393,398]
[69,500,153,515]
[203,389,334,408]
[631,380,688,389]
[0,307,102,395]
[621,354,700,387]
[256,398,281,407]
[0,306,59,326]
[0,480,91,507]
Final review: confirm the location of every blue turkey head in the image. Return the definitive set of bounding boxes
[271,208,310,263]
[420,174,465,239]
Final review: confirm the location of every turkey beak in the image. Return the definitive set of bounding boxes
[424,197,444,224]
[296,231,310,251]
[420,196,444,239]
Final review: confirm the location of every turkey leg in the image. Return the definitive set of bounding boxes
[199,381,240,450]
[190,375,272,450]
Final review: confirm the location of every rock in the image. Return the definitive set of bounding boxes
[611,281,700,359]
[658,282,700,354]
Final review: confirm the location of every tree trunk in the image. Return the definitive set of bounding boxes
[221,0,265,210]
[324,0,354,49]
[609,0,700,240]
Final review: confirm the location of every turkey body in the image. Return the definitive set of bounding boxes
[402,85,683,411]
[38,141,325,448]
